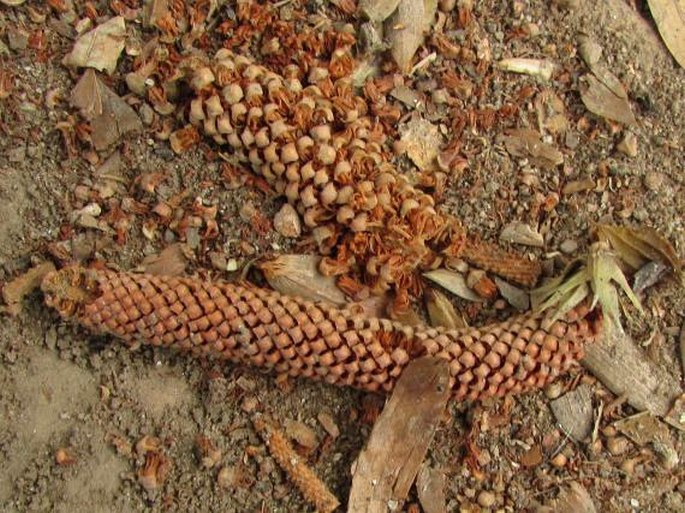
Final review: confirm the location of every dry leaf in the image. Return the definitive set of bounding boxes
[550,385,594,442]
[579,73,636,126]
[648,0,685,68]
[499,221,544,247]
[387,0,427,73]
[70,70,143,150]
[399,115,443,171]
[62,16,126,74]
[259,255,347,306]
[423,269,482,302]
[425,287,467,329]
[348,357,450,513]
[499,128,564,169]
[138,243,188,276]
[359,0,403,22]
[532,241,644,329]
[494,277,530,311]
[2,262,56,315]
[614,411,672,447]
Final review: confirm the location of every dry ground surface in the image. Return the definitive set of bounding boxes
[0,0,684,512]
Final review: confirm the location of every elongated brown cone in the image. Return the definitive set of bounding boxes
[42,266,600,401]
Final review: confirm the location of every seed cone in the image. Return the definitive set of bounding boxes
[43,266,600,401]
[183,48,537,290]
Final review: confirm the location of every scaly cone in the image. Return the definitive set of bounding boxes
[42,265,599,402]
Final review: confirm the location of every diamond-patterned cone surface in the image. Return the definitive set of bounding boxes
[42,266,600,401]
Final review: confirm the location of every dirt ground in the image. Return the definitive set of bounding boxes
[0,0,684,512]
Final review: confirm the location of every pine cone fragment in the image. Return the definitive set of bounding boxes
[184,48,538,290]
[42,266,600,402]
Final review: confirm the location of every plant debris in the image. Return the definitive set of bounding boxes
[347,357,450,513]
[70,69,143,150]
[2,262,56,315]
[62,16,126,74]
[647,0,685,68]
[499,128,564,169]
[550,384,594,442]
[259,254,348,306]
[253,414,339,513]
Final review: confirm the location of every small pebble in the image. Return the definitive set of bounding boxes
[273,203,301,238]
[217,466,235,489]
[317,412,340,439]
[559,239,578,254]
[606,436,630,456]
[644,171,665,191]
[550,452,567,468]
[477,490,497,508]
[617,132,638,158]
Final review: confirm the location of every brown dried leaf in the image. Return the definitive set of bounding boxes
[71,69,143,150]
[387,0,426,73]
[359,0,402,22]
[400,115,443,171]
[580,73,636,126]
[62,16,126,74]
[499,128,564,169]
[423,268,482,302]
[614,411,672,447]
[348,357,450,513]
[138,243,188,276]
[2,262,56,315]
[648,0,685,68]
[425,287,467,329]
[259,255,347,306]
[494,277,530,311]
[550,384,594,442]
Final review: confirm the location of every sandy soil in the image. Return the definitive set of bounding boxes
[0,0,684,512]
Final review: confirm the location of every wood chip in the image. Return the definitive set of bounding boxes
[416,462,447,513]
[2,261,56,315]
[497,58,557,80]
[581,328,684,430]
[550,384,594,442]
[614,411,671,447]
[347,357,450,513]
